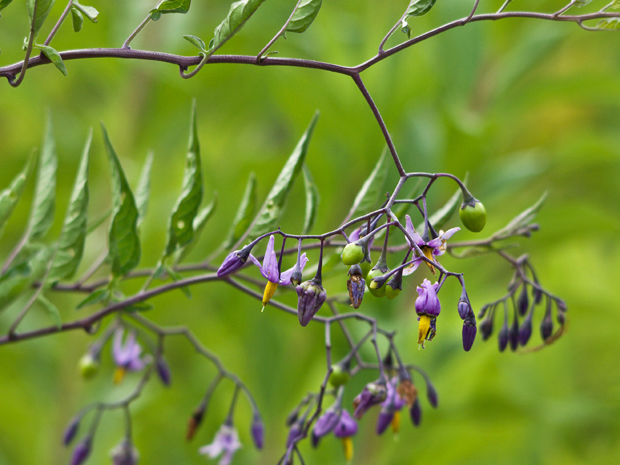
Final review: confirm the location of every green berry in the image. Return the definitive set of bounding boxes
[385,284,401,300]
[341,242,365,266]
[366,268,386,298]
[459,200,487,232]
[79,354,99,380]
[329,364,350,387]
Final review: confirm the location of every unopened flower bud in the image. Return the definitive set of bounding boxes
[517,285,529,316]
[296,279,327,327]
[251,412,265,450]
[286,422,304,448]
[533,286,543,304]
[480,313,494,341]
[217,245,252,278]
[156,356,172,387]
[498,319,509,352]
[329,364,350,388]
[79,353,99,380]
[457,297,471,320]
[63,414,81,446]
[426,381,438,408]
[519,308,533,346]
[540,307,554,341]
[312,408,340,446]
[509,315,519,352]
[459,199,486,232]
[409,398,421,427]
[186,404,206,441]
[347,265,365,309]
[462,315,477,352]
[341,241,365,266]
[71,437,92,465]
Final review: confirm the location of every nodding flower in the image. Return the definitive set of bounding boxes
[333,409,358,462]
[199,424,242,465]
[415,279,441,348]
[403,215,459,276]
[376,377,407,435]
[248,235,308,312]
[112,328,146,384]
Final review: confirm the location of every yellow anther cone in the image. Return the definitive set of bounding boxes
[261,281,279,312]
[418,315,431,345]
[113,367,126,384]
[341,437,353,462]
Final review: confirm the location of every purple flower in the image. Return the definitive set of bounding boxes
[199,424,242,465]
[296,279,327,327]
[112,329,146,384]
[415,279,441,347]
[333,409,358,438]
[250,413,264,450]
[462,315,477,352]
[353,381,387,419]
[403,215,459,276]
[217,247,251,278]
[71,437,92,465]
[286,422,304,448]
[248,235,308,310]
[110,439,139,465]
[311,408,340,447]
[376,378,407,435]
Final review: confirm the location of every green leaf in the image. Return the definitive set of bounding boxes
[36,294,61,328]
[302,165,319,234]
[47,131,91,283]
[157,0,191,14]
[611,0,620,8]
[183,35,208,54]
[36,44,67,76]
[73,2,98,22]
[450,245,495,259]
[494,192,548,239]
[574,0,593,6]
[70,6,83,32]
[76,288,109,309]
[135,151,154,226]
[163,101,203,257]
[175,195,217,263]
[29,111,57,241]
[0,246,52,310]
[405,0,436,17]
[0,0,14,12]
[223,172,256,249]
[167,266,191,298]
[27,0,56,39]
[101,124,141,277]
[124,302,154,313]
[418,175,468,232]
[0,154,35,238]
[86,209,110,235]
[249,111,319,238]
[149,9,162,21]
[209,0,267,55]
[286,0,322,34]
[596,18,620,30]
[345,147,389,223]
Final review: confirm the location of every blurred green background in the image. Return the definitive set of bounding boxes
[1,0,620,464]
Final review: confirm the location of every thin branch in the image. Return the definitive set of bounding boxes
[256,0,303,60]
[44,0,74,46]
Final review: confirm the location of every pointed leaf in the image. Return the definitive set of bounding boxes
[70,7,83,32]
[209,0,267,55]
[405,0,436,17]
[183,35,207,54]
[36,45,67,76]
[135,151,154,226]
[101,125,141,277]
[249,112,319,238]
[418,175,468,232]
[157,0,191,14]
[27,0,56,38]
[286,0,322,33]
[0,154,35,238]
[0,0,14,12]
[595,18,620,30]
[223,172,256,249]
[73,2,98,22]
[302,165,319,234]
[29,111,57,241]
[86,209,111,235]
[163,102,203,257]
[48,131,91,283]
[76,288,109,309]
[37,294,61,328]
[175,195,217,263]
[0,246,52,310]
[495,192,548,238]
[346,147,389,223]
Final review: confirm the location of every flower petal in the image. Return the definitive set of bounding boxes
[261,236,279,282]
[279,253,309,284]
[402,259,421,277]
[441,227,460,241]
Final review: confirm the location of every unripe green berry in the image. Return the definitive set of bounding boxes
[79,354,99,380]
[385,284,401,300]
[329,364,350,387]
[359,261,372,280]
[341,242,365,266]
[459,200,486,232]
[366,268,386,298]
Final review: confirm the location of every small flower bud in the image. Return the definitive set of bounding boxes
[329,364,350,388]
[341,241,365,266]
[71,437,92,465]
[286,422,304,448]
[533,286,543,304]
[509,314,520,352]
[409,398,421,427]
[156,356,172,387]
[312,408,340,446]
[353,381,387,419]
[79,353,100,380]
[556,310,566,326]
[186,405,206,441]
[478,304,490,319]
[457,299,471,320]
[480,313,494,341]
[519,309,533,346]
[540,307,554,341]
[63,415,81,446]
[296,279,327,327]
[426,381,438,408]
[347,265,365,309]
[462,315,477,352]
[217,245,252,278]
[517,285,529,316]
[459,199,486,232]
[498,319,509,352]
[251,413,265,450]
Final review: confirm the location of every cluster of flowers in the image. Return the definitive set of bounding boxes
[218,214,478,351]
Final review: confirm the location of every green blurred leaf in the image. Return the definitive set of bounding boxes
[611,0,620,8]
[70,7,83,32]
[224,172,256,249]
[0,0,13,12]
[157,0,191,14]
[286,0,322,33]
[86,209,110,235]
[36,44,67,76]
[101,124,141,277]
[135,151,154,226]
[249,111,319,239]
[164,102,203,257]
[450,245,494,259]
[73,2,98,22]
[0,153,35,238]
[76,288,109,309]
[345,147,389,223]
[48,131,91,283]
[574,0,593,6]
[183,35,207,53]
[175,195,217,263]
[596,18,620,30]
[36,294,61,328]
[149,8,162,20]
[29,112,57,241]
[302,165,319,234]
[27,0,55,38]
[210,0,266,55]
[405,0,436,17]
[418,175,468,232]
[494,192,548,239]
[0,246,52,310]
[167,266,191,298]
